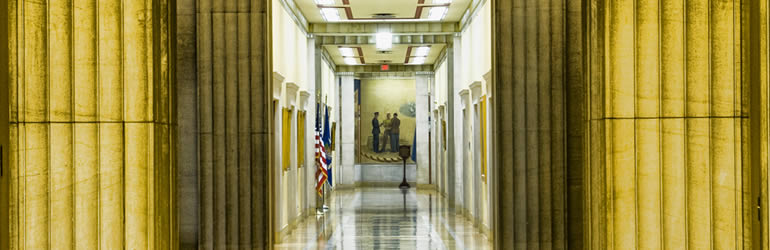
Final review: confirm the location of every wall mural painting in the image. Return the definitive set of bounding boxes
[357,78,417,164]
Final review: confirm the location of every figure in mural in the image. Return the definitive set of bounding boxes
[372,112,381,153]
[391,113,401,152]
[380,113,392,152]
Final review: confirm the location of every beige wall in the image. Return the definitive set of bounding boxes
[435,59,449,105]
[460,0,492,91]
[322,60,335,107]
[272,0,308,89]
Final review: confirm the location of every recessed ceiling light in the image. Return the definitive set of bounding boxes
[415,46,430,57]
[411,57,426,65]
[339,47,355,57]
[344,57,359,65]
[376,32,393,50]
[316,0,334,5]
[428,7,448,20]
[321,8,340,21]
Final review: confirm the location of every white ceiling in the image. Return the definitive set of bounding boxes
[295,0,472,23]
[324,44,446,66]
[293,0,466,67]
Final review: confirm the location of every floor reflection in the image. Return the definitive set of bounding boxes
[275,187,492,250]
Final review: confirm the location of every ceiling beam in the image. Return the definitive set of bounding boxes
[355,72,427,78]
[310,22,458,35]
[336,64,434,73]
[315,34,453,45]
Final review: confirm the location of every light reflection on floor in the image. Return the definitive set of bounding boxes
[274,187,492,250]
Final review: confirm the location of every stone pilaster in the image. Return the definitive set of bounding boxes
[456,89,469,211]
[338,72,355,186]
[177,0,198,247]
[415,72,432,186]
[447,37,459,209]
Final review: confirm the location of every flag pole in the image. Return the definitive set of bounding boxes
[322,180,327,212]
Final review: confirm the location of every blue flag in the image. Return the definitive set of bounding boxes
[411,130,416,162]
[322,105,332,186]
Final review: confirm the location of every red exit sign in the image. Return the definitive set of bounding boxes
[381,64,389,71]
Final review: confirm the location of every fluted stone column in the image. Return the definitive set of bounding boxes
[7,0,177,248]
[177,0,199,248]
[0,1,8,248]
[564,0,585,248]
[494,0,567,248]
[497,0,764,248]
[752,0,770,248]
[196,0,271,248]
[580,0,752,248]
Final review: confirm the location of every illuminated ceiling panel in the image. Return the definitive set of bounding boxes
[296,0,472,23]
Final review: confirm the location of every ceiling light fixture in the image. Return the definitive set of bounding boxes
[411,57,426,65]
[344,57,359,65]
[376,32,393,50]
[321,8,340,21]
[433,0,452,4]
[316,0,334,5]
[427,7,448,20]
[414,46,430,57]
[339,47,355,57]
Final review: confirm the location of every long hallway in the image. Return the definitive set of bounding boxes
[3,0,770,248]
[275,188,491,249]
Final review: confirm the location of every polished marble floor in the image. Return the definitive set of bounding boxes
[275,187,492,250]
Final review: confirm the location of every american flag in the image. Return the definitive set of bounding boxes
[314,128,328,196]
